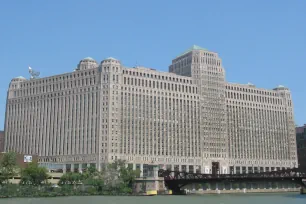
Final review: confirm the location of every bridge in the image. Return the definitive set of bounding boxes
[158,168,306,194]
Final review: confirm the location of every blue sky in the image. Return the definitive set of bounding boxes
[0,0,305,129]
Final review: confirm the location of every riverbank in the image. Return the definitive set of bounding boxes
[0,184,134,199]
[0,184,303,198]
[190,188,300,195]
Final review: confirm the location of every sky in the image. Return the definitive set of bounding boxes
[0,0,305,129]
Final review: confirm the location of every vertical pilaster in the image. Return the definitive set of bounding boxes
[140,164,143,178]
[79,163,82,173]
[133,163,136,171]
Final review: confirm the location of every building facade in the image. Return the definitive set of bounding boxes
[296,124,306,172]
[226,83,297,173]
[4,46,298,174]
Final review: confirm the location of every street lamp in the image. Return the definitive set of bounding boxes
[142,176,147,193]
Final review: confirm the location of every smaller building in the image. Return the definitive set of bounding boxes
[0,152,38,168]
[0,131,4,152]
[296,124,306,172]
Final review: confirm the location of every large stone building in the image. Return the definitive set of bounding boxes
[4,45,298,175]
[296,124,306,172]
[226,83,297,173]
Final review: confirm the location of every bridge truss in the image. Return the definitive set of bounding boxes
[158,168,306,194]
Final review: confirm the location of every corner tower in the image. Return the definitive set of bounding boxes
[77,57,98,71]
[5,76,27,152]
[99,57,123,169]
[170,45,228,173]
[273,85,298,168]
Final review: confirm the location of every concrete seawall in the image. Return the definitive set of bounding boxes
[190,188,300,195]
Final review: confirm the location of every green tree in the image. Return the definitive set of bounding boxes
[20,163,49,186]
[0,152,18,184]
[119,165,140,188]
[233,183,239,189]
[109,160,139,188]
[58,172,82,185]
[196,184,202,190]
[87,165,97,175]
[83,176,104,192]
[81,166,99,180]
[203,183,210,190]
[241,183,247,189]
[56,160,139,194]
[108,159,126,170]
[102,164,121,189]
[272,182,278,189]
[101,160,139,193]
[59,167,105,192]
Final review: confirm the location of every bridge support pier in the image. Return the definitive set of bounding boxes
[301,187,306,194]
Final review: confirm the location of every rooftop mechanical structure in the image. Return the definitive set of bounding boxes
[28,66,40,79]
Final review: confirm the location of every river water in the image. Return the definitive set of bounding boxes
[1,193,305,204]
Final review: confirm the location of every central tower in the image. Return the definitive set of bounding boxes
[169,45,228,173]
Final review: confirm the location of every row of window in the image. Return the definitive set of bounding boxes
[123,77,197,93]
[14,78,97,98]
[226,85,282,96]
[19,70,97,88]
[227,92,284,104]
[123,69,192,84]
[227,100,289,110]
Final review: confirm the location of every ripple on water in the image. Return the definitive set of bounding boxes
[0,193,305,204]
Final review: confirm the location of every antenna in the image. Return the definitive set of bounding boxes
[28,66,40,79]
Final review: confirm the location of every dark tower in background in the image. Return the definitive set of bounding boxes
[296,124,306,172]
[0,131,4,152]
